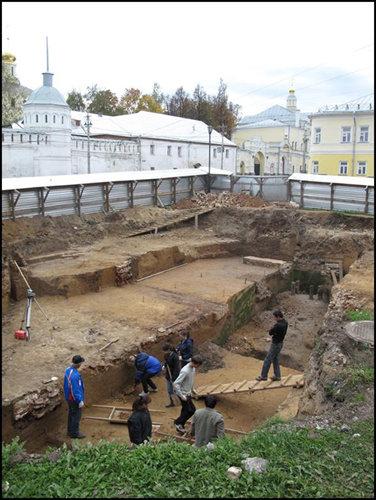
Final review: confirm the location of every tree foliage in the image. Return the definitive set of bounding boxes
[2,63,29,127]
[119,88,162,114]
[64,79,241,138]
[66,89,86,111]
[84,85,120,116]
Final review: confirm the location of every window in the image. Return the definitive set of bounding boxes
[167,145,172,156]
[213,149,217,158]
[312,161,319,174]
[150,144,155,155]
[36,114,39,123]
[359,126,369,143]
[45,115,48,123]
[178,146,182,157]
[339,161,348,175]
[225,149,229,159]
[53,115,56,124]
[357,161,367,175]
[61,116,64,124]
[314,128,321,143]
[341,126,351,143]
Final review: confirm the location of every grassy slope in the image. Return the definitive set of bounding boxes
[2,418,374,498]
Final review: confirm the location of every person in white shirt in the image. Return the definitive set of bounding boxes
[173,355,203,433]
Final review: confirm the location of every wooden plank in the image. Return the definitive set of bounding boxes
[235,380,249,392]
[206,384,222,394]
[156,431,193,442]
[222,381,243,394]
[91,404,165,414]
[330,270,338,285]
[281,374,292,386]
[234,380,248,392]
[108,407,116,420]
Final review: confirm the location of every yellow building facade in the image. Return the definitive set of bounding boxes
[233,87,310,175]
[308,95,374,178]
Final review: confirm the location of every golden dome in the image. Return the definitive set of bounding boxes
[2,51,16,64]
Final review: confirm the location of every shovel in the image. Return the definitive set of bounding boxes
[166,365,180,405]
[99,338,119,351]
[158,321,183,334]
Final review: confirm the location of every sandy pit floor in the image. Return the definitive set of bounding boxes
[2,258,276,401]
[44,348,302,452]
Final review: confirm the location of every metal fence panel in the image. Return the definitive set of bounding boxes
[44,187,77,216]
[232,175,289,201]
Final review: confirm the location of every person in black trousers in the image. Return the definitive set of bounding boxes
[162,343,180,407]
[127,394,152,445]
[173,355,203,433]
[256,310,288,381]
[176,330,194,368]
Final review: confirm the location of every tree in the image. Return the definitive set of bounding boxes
[212,79,242,139]
[84,85,119,116]
[120,88,162,114]
[66,89,86,111]
[151,83,165,108]
[192,84,213,123]
[2,63,29,127]
[165,86,194,118]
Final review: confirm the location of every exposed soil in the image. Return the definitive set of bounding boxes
[1,193,374,453]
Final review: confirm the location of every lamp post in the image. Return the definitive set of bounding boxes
[207,125,213,193]
[84,112,92,174]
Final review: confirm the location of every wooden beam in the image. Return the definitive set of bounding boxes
[365,185,369,214]
[91,404,165,414]
[330,183,334,211]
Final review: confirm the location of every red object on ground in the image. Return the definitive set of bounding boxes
[14,330,27,340]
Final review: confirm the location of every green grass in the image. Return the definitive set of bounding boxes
[2,420,374,498]
[344,365,374,388]
[346,310,374,321]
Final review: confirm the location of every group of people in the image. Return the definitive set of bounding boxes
[63,311,288,447]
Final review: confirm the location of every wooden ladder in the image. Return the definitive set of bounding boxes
[195,374,304,398]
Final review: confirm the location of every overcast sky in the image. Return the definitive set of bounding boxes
[2,2,374,118]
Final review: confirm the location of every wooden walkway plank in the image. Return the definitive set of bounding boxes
[194,374,304,398]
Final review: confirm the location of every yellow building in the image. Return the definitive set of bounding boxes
[233,86,310,175]
[308,94,374,178]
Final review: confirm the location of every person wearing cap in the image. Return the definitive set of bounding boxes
[64,355,86,439]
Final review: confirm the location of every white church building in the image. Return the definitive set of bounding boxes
[2,64,237,178]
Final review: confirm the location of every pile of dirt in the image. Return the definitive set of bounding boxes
[172,191,270,209]
[195,341,227,372]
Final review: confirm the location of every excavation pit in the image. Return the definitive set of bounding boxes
[2,204,373,453]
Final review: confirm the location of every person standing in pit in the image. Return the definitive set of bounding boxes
[176,330,194,368]
[173,355,203,433]
[162,343,180,407]
[127,394,152,445]
[255,310,288,381]
[190,395,225,448]
[64,354,86,439]
[130,352,162,396]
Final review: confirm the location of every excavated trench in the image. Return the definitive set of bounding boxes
[2,210,373,453]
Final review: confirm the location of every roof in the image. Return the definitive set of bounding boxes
[312,94,374,115]
[237,119,286,129]
[24,72,68,108]
[71,110,236,146]
[289,173,374,187]
[239,105,295,125]
[2,167,232,191]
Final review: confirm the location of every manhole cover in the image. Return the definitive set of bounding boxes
[345,321,374,346]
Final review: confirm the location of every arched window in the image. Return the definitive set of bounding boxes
[36,114,39,123]
[45,115,48,123]
[53,115,56,124]
[61,116,64,124]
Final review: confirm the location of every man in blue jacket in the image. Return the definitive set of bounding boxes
[64,354,85,439]
[130,352,162,396]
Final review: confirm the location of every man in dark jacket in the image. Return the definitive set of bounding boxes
[256,310,288,381]
[162,343,180,407]
[130,352,162,396]
[127,394,152,445]
[177,330,194,368]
